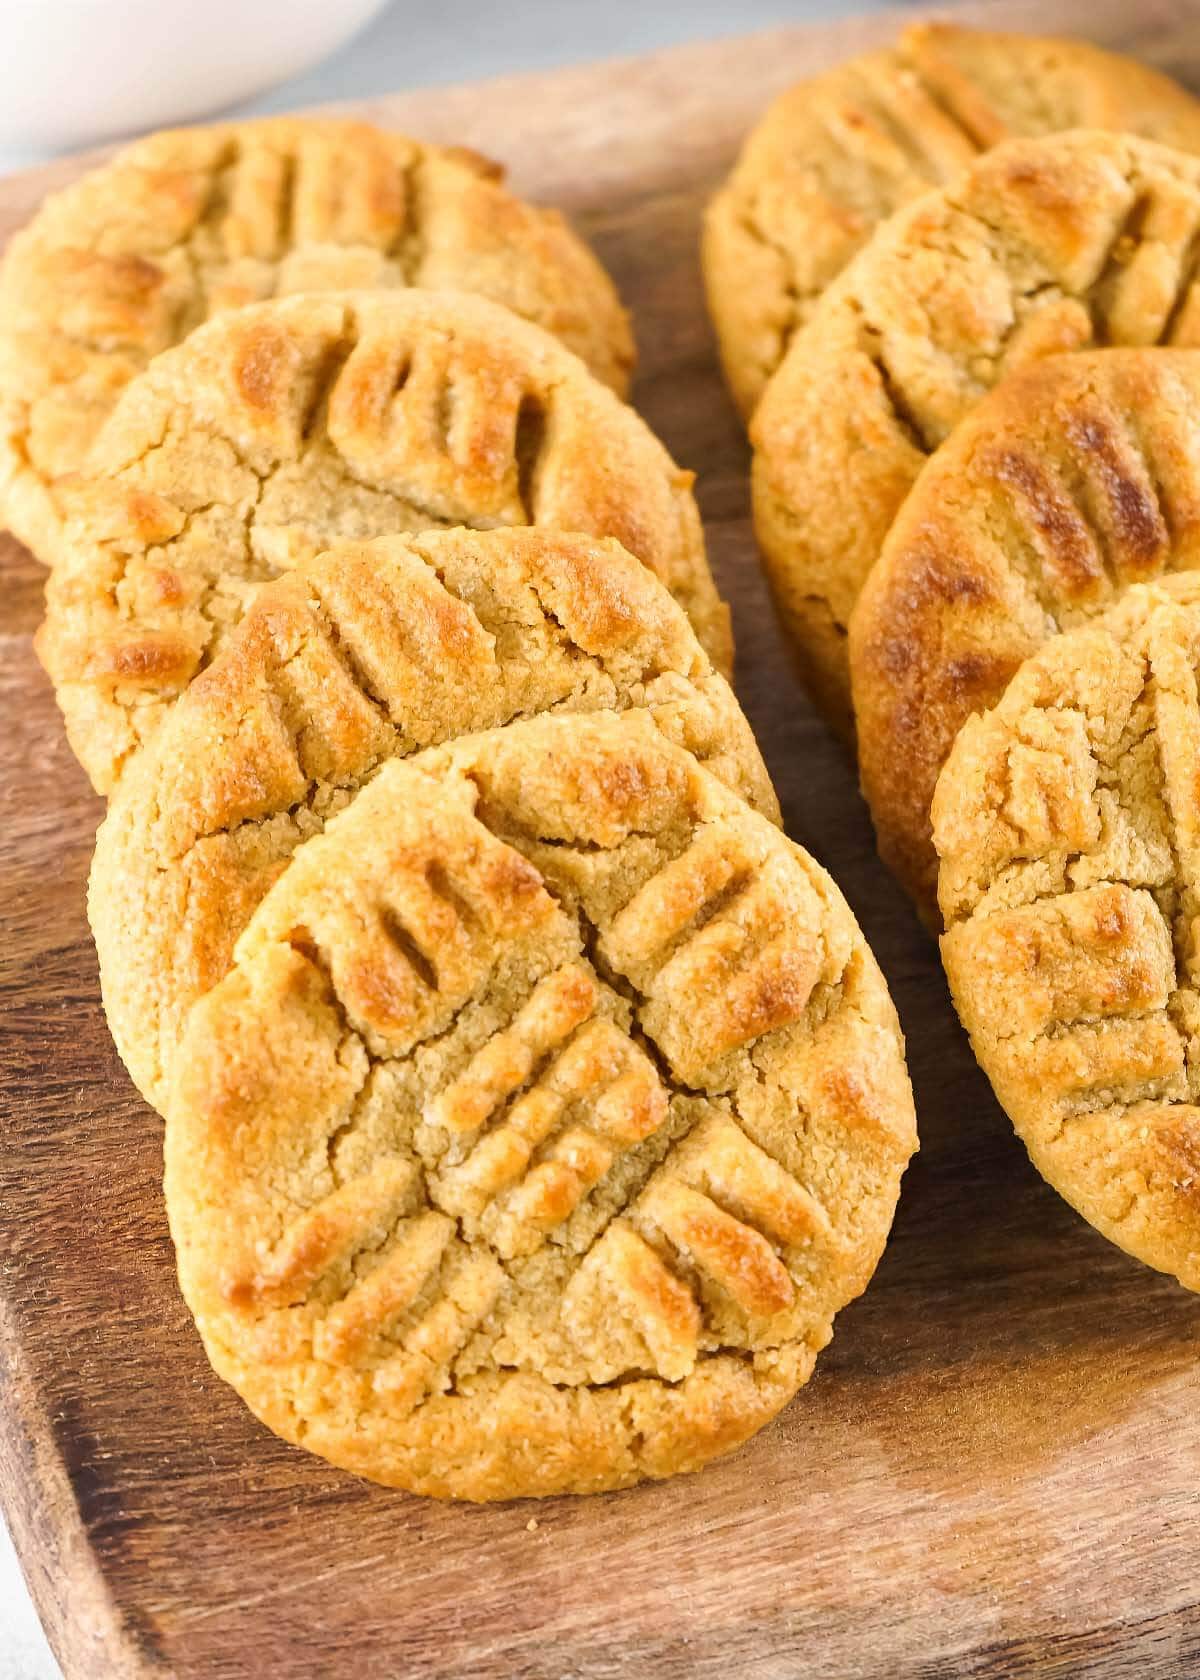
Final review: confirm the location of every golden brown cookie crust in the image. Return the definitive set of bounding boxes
[0,116,633,562]
[91,527,777,1115]
[851,350,1200,920]
[751,129,1200,735]
[38,289,726,795]
[935,576,1200,1290]
[166,710,916,1499]
[704,24,1200,422]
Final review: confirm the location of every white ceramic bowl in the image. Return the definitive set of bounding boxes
[0,0,394,155]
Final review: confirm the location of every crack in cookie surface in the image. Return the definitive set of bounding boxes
[165,710,915,1499]
[750,129,1200,731]
[850,348,1200,918]
[39,289,726,794]
[0,116,634,559]
[935,575,1200,1289]
[90,528,774,1115]
[702,24,1200,421]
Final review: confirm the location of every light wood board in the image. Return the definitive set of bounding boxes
[3,2,1200,1674]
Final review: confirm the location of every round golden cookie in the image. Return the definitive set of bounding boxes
[91,526,777,1116]
[166,708,916,1499]
[936,576,1200,1290]
[705,24,1200,420]
[37,288,725,796]
[852,350,1200,920]
[751,130,1200,737]
[0,117,633,562]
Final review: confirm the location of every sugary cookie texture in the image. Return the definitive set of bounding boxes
[937,576,1200,1290]
[0,117,632,560]
[38,289,725,794]
[167,711,916,1499]
[705,24,1200,420]
[851,349,1200,919]
[752,130,1200,734]
[91,528,776,1115]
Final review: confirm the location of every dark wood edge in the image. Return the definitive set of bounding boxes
[2,1,1199,1672]
[0,1294,151,1677]
[1,0,1189,222]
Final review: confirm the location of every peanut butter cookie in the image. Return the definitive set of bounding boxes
[166,709,916,1498]
[91,527,776,1115]
[0,117,633,561]
[705,24,1200,420]
[936,576,1200,1289]
[38,289,725,795]
[752,131,1200,735]
[852,350,1200,919]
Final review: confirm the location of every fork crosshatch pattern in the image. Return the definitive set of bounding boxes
[7,4,1200,1674]
[703,20,1200,419]
[752,128,1200,733]
[850,349,1200,918]
[0,115,634,562]
[37,288,726,795]
[937,576,1200,1289]
[89,526,775,1115]
[167,713,916,1499]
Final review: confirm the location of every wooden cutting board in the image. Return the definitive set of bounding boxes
[5,2,1200,1674]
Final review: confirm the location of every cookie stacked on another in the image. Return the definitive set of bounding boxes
[708,28,1200,1293]
[36,287,729,794]
[87,517,917,1499]
[91,527,776,1115]
[167,710,917,1498]
[704,22,1200,421]
[853,350,1200,916]
[845,334,1200,1299]
[843,349,1200,1295]
[753,129,1200,734]
[0,117,633,562]
[935,578,1200,1292]
[7,112,919,1497]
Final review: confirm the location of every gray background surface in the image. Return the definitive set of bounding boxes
[0,1,879,1673]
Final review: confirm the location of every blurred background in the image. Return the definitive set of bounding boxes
[0,0,880,168]
[0,0,884,1674]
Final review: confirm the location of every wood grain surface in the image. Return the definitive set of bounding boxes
[4,3,1200,1675]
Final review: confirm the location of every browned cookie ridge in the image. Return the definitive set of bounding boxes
[936,576,1200,1290]
[752,130,1200,736]
[38,289,726,795]
[0,116,633,561]
[167,710,916,1499]
[705,23,1200,421]
[91,527,776,1114]
[851,350,1200,919]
